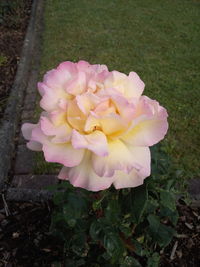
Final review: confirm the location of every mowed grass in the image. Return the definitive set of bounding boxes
[36,0,200,177]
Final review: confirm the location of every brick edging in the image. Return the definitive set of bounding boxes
[0,0,44,191]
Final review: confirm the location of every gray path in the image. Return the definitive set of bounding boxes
[0,0,58,202]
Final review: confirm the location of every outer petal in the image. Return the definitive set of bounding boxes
[43,142,85,167]
[40,86,69,112]
[22,123,45,151]
[104,71,144,99]
[121,97,168,146]
[37,82,48,96]
[58,166,69,179]
[58,152,114,191]
[27,141,42,151]
[31,125,47,144]
[40,116,72,143]
[127,71,145,98]
[92,140,141,177]
[113,169,144,189]
[113,147,151,189]
[43,67,72,89]
[76,60,91,71]
[50,110,67,127]
[21,123,37,140]
[90,63,108,73]
[57,61,77,75]
[71,129,108,156]
[104,71,127,95]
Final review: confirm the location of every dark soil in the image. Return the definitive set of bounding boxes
[0,199,199,266]
[0,0,32,119]
[161,202,200,267]
[0,200,63,266]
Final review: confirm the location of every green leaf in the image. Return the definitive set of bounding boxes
[131,183,148,223]
[147,252,160,267]
[62,192,88,226]
[71,233,87,256]
[147,215,176,247]
[120,256,142,267]
[103,232,124,259]
[92,199,102,211]
[119,224,132,238]
[131,239,143,256]
[160,190,176,211]
[105,199,120,224]
[64,259,85,267]
[75,219,89,233]
[51,262,62,267]
[53,191,65,205]
[160,206,179,226]
[90,220,103,241]
[67,192,88,216]
[145,198,159,214]
[102,252,111,261]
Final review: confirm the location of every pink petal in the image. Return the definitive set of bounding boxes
[57,61,77,74]
[21,123,37,140]
[113,170,145,189]
[76,93,100,115]
[67,99,86,132]
[31,125,47,144]
[111,94,135,123]
[66,71,86,95]
[104,70,145,99]
[71,129,108,156]
[91,64,108,73]
[92,140,141,177]
[40,116,71,143]
[121,97,168,146]
[59,152,114,191]
[40,86,69,112]
[99,113,127,136]
[113,147,151,189]
[43,142,85,167]
[43,67,71,89]
[128,71,145,98]
[27,141,42,151]
[37,82,48,96]
[77,60,90,71]
[58,166,68,180]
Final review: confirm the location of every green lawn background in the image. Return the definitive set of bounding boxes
[35,0,200,178]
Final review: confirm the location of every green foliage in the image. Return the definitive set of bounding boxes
[50,144,180,265]
[147,214,176,247]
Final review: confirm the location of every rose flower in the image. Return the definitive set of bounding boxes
[22,61,168,191]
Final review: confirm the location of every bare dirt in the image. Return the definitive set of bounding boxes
[0,0,32,118]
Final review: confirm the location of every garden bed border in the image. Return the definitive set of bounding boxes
[0,0,44,193]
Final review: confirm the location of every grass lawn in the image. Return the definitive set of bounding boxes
[35,0,200,178]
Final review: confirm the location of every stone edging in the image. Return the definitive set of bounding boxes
[0,0,44,191]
